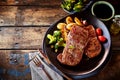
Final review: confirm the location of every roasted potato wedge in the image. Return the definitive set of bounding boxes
[74,17,83,26]
[57,23,66,29]
[66,23,77,30]
[66,16,73,24]
[60,27,69,41]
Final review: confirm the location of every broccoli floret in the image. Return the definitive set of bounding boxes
[54,38,66,52]
[58,37,64,41]
[61,0,87,12]
[54,43,59,52]
[54,41,66,52]
[47,30,66,53]
[53,30,61,37]
[73,2,83,12]
[47,34,56,44]
[61,1,73,11]
[66,0,75,3]
[59,42,66,47]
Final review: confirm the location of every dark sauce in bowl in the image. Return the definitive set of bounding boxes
[93,4,112,19]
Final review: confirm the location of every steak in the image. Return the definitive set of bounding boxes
[57,26,89,66]
[84,25,101,58]
[84,25,96,37]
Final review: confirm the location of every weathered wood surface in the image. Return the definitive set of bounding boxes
[0,27,48,49]
[0,27,120,50]
[82,52,120,80]
[0,6,68,26]
[0,0,120,6]
[0,0,62,5]
[0,0,119,27]
[0,50,36,80]
[0,0,119,50]
[0,1,119,50]
[0,50,120,80]
[0,0,120,80]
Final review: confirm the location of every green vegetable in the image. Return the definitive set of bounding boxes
[54,38,66,52]
[57,38,66,47]
[73,2,83,12]
[55,43,59,48]
[53,30,61,37]
[65,0,76,3]
[47,34,56,44]
[69,45,74,49]
[61,0,89,12]
[53,30,61,42]
[61,1,73,11]
[47,30,66,52]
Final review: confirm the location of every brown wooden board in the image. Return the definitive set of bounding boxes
[0,27,48,49]
[0,0,61,5]
[0,26,119,50]
[0,50,120,80]
[0,50,36,80]
[0,0,120,80]
[0,6,68,26]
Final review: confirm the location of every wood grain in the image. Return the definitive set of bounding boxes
[0,50,120,80]
[82,52,120,80]
[0,26,120,50]
[18,6,68,26]
[0,0,120,80]
[0,0,62,6]
[0,6,17,26]
[0,27,48,49]
[0,50,35,80]
[0,6,68,26]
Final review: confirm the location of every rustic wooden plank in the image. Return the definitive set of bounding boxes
[0,50,36,80]
[0,27,120,50]
[0,50,120,80]
[0,27,48,49]
[81,52,120,80]
[0,0,62,6]
[18,6,68,26]
[0,1,119,27]
[0,0,120,6]
[111,35,120,50]
[0,6,17,26]
[0,50,36,68]
[0,6,68,26]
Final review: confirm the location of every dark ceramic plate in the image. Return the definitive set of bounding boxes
[42,12,111,79]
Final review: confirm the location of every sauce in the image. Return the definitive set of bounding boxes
[93,4,112,19]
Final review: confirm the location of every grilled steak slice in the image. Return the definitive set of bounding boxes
[85,37,101,58]
[84,25,96,37]
[84,25,101,58]
[57,26,89,66]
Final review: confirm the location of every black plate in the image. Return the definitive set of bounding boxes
[42,12,111,79]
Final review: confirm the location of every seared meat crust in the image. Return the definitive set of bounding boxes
[57,25,102,66]
[57,26,89,66]
[84,25,101,58]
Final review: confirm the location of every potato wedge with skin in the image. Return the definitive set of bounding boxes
[66,16,73,24]
[66,23,78,30]
[74,17,83,26]
[60,27,69,41]
[57,23,66,29]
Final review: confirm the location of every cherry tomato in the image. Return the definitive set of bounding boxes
[96,28,102,36]
[98,36,107,42]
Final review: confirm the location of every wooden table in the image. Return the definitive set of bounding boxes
[0,0,120,80]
